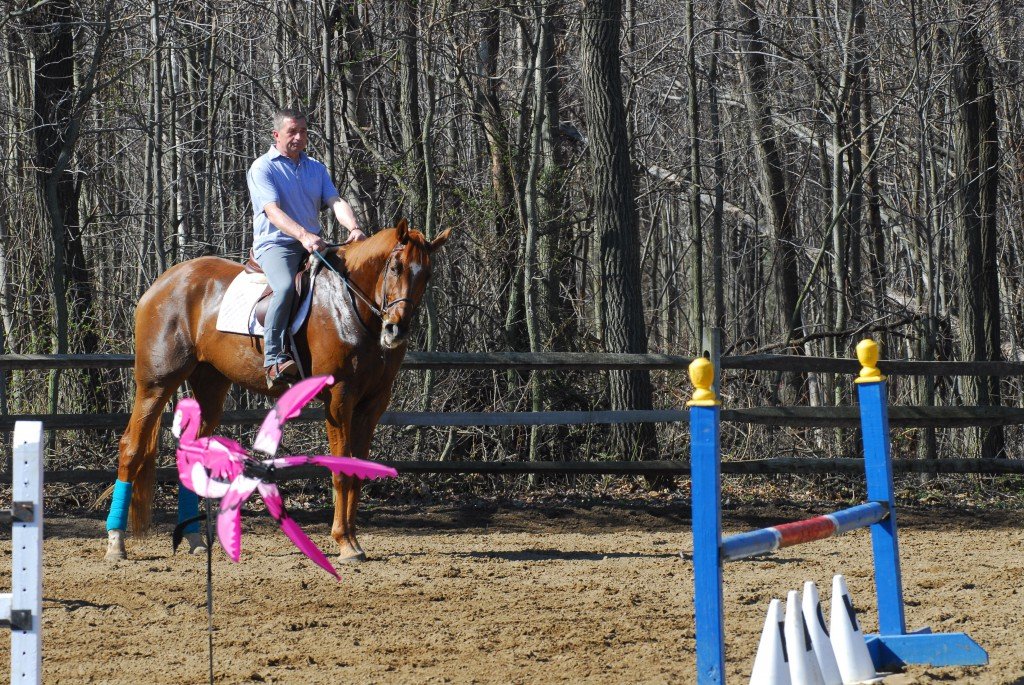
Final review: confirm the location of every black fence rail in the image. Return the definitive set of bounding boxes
[2,351,1023,482]
[7,350,1024,374]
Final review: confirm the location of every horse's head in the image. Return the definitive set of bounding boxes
[377,219,451,349]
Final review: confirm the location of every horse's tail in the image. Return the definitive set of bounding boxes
[129,456,156,537]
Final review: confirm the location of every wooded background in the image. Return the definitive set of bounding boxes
[1,0,1022,469]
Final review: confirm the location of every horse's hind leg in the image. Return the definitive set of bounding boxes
[176,365,232,554]
[106,376,188,561]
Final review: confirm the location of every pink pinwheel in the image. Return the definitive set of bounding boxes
[172,399,248,498]
[252,375,332,456]
[173,375,398,580]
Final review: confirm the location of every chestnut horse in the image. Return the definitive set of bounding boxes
[105,220,450,562]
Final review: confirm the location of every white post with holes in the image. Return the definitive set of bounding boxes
[1,422,43,685]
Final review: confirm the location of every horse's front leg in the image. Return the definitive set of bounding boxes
[324,388,364,563]
[331,473,364,563]
[334,390,395,562]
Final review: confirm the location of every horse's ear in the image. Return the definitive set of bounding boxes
[428,228,452,253]
[395,218,409,243]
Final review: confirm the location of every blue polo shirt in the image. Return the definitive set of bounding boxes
[247,146,340,258]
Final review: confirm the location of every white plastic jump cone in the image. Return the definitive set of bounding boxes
[749,598,792,685]
[802,581,843,685]
[829,575,881,684]
[785,591,825,685]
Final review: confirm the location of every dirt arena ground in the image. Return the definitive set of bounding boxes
[2,496,1023,684]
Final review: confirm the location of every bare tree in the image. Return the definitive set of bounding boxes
[580,0,658,462]
[27,0,114,417]
[952,12,1003,458]
[732,0,806,400]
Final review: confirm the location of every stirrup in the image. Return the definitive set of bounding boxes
[266,359,298,387]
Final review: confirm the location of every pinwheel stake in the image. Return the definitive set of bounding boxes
[170,375,398,682]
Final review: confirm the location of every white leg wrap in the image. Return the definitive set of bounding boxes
[183,531,208,555]
[104,529,126,561]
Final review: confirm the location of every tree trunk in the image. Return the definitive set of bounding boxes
[149,0,167,272]
[471,8,525,351]
[709,19,726,333]
[321,0,337,181]
[29,0,111,420]
[200,8,219,252]
[167,24,185,261]
[953,18,1004,458]
[397,0,426,230]
[536,0,574,351]
[862,66,886,346]
[685,0,704,342]
[0,210,10,414]
[338,0,379,229]
[524,3,547,466]
[580,0,659,464]
[732,0,805,352]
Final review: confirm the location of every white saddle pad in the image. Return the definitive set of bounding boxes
[215,270,313,337]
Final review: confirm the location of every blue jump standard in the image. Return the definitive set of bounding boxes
[689,377,987,685]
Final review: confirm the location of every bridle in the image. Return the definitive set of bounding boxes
[312,241,420,330]
[376,242,418,315]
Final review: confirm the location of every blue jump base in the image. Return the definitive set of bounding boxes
[690,375,987,684]
[867,630,988,670]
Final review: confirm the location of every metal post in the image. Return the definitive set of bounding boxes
[701,327,722,398]
[8,421,43,685]
[856,378,906,635]
[688,359,724,684]
[854,340,986,669]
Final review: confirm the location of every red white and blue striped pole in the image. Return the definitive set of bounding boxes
[721,501,889,562]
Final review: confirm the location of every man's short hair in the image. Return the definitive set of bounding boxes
[273,108,307,131]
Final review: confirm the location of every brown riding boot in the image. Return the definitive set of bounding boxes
[266,358,299,388]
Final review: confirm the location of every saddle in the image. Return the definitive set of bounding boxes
[244,249,314,328]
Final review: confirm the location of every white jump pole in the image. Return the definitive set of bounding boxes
[1,422,43,685]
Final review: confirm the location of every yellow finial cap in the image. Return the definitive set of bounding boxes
[687,357,720,407]
[855,338,886,384]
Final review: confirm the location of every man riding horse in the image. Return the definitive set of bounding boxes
[249,108,366,387]
[104,108,451,564]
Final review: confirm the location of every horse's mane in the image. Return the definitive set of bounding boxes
[340,225,429,274]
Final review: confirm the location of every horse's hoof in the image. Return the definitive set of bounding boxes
[183,532,208,555]
[105,529,127,562]
[337,545,366,564]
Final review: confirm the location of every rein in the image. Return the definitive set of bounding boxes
[312,243,417,325]
[312,249,384,320]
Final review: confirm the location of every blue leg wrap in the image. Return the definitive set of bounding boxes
[177,484,200,534]
[106,479,133,532]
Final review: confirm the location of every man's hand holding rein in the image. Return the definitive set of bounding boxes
[300,231,326,253]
